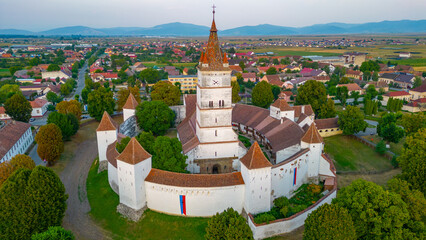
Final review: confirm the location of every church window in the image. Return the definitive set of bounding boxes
[215,118,217,123]
[215,130,217,136]
[209,101,213,107]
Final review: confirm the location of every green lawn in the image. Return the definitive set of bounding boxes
[361,135,405,156]
[324,135,393,172]
[0,68,11,77]
[87,159,209,240]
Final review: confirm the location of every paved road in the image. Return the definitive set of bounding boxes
[356,119,378,136]
[334,97,364,104]
[74,62,88,98]
[60,136,110,240]
[29,143,45,166]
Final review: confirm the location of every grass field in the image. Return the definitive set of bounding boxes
[141,62,197,68]
[242,47,343,57]
[324,135,393,172]
[0,68,11,77]
[86,159,210,240]
[361,135,405,156]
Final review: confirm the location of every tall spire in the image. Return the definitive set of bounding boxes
[198,5,229,71]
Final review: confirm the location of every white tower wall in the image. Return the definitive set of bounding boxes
[123,109,135,122]
[97,130,117,163]
[241,164,272,214]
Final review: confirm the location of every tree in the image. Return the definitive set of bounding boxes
[336,86,348,106]
[87,87,115,121]
[398,128,426,194]
[9,66,22,76]
[151,81,181,106]
[81,87,91,104]
[116,86,141,111]
[47,64,61,72]
[252,81,274,108]
[296,80,327,115]
[231,81,241,103]
[35,124,64,165]
[303,203,356,240]
[10,154,36,171]
[0,84,20,104]
[136,131,156,154]
[365,84,378,99]
[338,106,367,135]
[205,208,253,240]
[56,100,82,120]
[413,76,422,88]
[377,113,404,143]
[318,98,337,119]
[116,137,131,153]
[400,113,426,136]
[323,65,330,74]
[152,136,187,172]
[239,61,245,71]
[31,226,75,240]
[135,101,174,136]
[266,67,277,75]
[139,68,160,84]
[0,167,68,240]
[0,161,14,187]
[4,93,32,122]
[372,71,379,81]
[271,85,281,100]
[333,179,411,239]
[375,140,387,155]
[47,112,79,141]
[60,84,70,96]
[350,91,360,106]
[46,91,61,105]
[360,60,380,73]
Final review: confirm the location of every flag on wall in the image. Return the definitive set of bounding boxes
[293,167,297,186]
[179,195,186,215]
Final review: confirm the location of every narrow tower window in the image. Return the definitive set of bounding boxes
[215,130,217,136]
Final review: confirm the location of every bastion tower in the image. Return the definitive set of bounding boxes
[194,10,239,173]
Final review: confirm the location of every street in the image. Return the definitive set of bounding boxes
[74,61,88,98]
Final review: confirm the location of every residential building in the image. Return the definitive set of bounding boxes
[168,75,198,91]
[0,121,33,163]
[337,83,363,95]
[343,52,366,66]
[345,70,363,80]
[382,91,411,105]
[41,70,71,80]
[0,107,11,121]
[314,118,342,137]
[30,98,48,117]
[241,72,257,82]
[409,84,426,100]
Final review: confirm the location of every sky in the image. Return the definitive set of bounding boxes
[1,0,426,31]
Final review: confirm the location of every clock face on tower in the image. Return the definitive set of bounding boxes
[213,80,219,85]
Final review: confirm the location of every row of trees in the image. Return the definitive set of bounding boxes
[386,97,404,112]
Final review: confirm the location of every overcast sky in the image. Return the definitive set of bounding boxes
[1,0,425,31]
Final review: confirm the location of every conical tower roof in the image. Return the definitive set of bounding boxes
[96,111,118,132]
[240,141,272,170]
[117,137,151,165]
[301,123,323,144]
[123,93,138,110]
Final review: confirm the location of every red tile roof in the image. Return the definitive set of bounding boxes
[123,93,138,110]
[410,84,426,93]
[30,98,48,108]
[337,83,362,92]
[96,111,118,132]
[240,141,272,170]
[117,137,151,165]
[314,118,339,130]
[145,168,244,187]
[0,121,31,160]
[384,91,410,97]
[301,124,323,144]
[271,99,293,111]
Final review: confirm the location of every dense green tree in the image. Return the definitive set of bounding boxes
[239,61,245,71]
[135,101,174,136]
[205,208,253,240]
[0,167,68,240]
[333,179,411,239]
[136,131,156,154]
[338,106,367,135]
[81,87,91,104]
[116,86,141,111]
[47,64,61,72]
[365,84,378,99]
[350,91,360,106]
[360,60,380,73]
[139,68,160,84]
[271,85,281,100]
[400,113,426,136]
[60,84,71,96]
[231,81,241,103]
[4,93,32,122]
[266,67,277,75]
[0,162,14,187]
[31,226,75,240]
[398,128,426,194]
[10,154,36,171]
[375,140,387,155]
[318,98,337,119]
[252,81,274,108]
[0,84,20,104]
[151,81,181,106]
[87,87,115,121]
[46,91,62,105]
[296,80,327,115]
[336,86,349,106]
[377,113,404,143]
[152,136,187,172]
[47,112,79,141]
[413,76,422,88]
[29,57,41,67]
[116,137,131,153]
[303,203,356,240]
[35,124,64,165]
[56,100,82,121]
[9,66,22,76]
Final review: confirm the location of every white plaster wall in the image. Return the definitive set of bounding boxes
[196,125,237,143]
[280,110,294,122]
[196,142,239,159]
[145,182,245,217]
[198,71,231,88]
[117,158,151,210]
[319,156,335,177]
[249,190,337,240]
[185,148,200,173]
[269,106,281,120]
[96,130,117,162]
[196,108,232,127]
[302,143,323,178]
[271,154,309,200]
[0,127,33,163]
[275,144,301,164]
[197,87,232,109]
[297,116,313,128]
[123,109,135,122]
[108,162,119,194]
[31,104,47,117]
[241,164,272,214]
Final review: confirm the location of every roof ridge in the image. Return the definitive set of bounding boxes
[96,111,118,132]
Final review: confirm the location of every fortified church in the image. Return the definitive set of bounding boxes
[96,10,337,237]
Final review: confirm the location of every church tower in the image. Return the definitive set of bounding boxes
[195,9,239,173]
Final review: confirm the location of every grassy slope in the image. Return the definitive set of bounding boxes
[324,135,393,172]
[86,159,209,240]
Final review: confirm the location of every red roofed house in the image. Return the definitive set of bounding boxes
[383,91,411,106]
[0,107,11,121]
[337,83,364,95]
[30,98,48,117]
[242,72,257,82]
[403,98,426,113]
[345,70,363,80]
[0,121,33,163]
[261,75,283,88]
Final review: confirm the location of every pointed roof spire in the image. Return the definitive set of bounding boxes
[123,93,138,110]
[240,141,272,170]
[301,124,323,144]
[117,137,152,165]
[96,111,118,132]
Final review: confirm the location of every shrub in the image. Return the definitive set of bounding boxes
[273,196,290,209]
[375,140,387,155]
[308,184,322,195]
[254,213,276,224]
[205,208,253,240]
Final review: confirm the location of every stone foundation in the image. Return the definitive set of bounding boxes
[98,161,108,173]
[117,203,146,222]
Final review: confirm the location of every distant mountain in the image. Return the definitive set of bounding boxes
[1,20,425,36]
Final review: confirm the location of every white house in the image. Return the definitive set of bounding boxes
[0,107,11,121]
[41,70,71,80]
[30,98,48,117]
[0,121,33,163]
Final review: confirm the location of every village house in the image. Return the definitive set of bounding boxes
[343,52,366,66]
[261,75,283,88]
[314,118,342,137]
[409,84,426,100]
[345,69,363,80]
[402,98,426,113]
[168,75,198,91]
[41,70,71,80]
[278,91,293,102]
[337,83,364,95]
[0,121,33,163]
[0,107,11,121]
[379,73,416,88]
[364,81,389,92]
[382,91,411,105]
[241,72,257,82]
[30,98,48,117]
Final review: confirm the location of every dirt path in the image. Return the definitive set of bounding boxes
[60,138,111,240]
